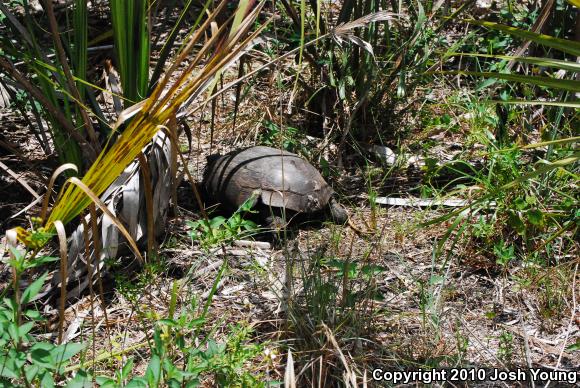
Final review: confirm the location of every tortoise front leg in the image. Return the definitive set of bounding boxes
[328,197,348,224]
[259,206,288,231]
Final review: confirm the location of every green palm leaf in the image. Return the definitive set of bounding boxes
[447,53,580,72]
[465,20,580,57]
[439,71,580,92]
[45,1,267,230]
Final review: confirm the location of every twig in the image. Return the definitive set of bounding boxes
[506,0,555,72]
[373,196,473,208]
[0,161,41,199]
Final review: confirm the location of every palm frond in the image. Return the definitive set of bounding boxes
[465,20,580,57]
[45,1,267,230]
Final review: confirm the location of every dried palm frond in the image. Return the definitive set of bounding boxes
[20,1,269,302]
[43,1,268,231]
[38,131,172,302]
[331,11,400,55]
[284,350,296,388]
[0,79,14,109]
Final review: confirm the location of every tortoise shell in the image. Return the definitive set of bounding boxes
[203,146,334,213]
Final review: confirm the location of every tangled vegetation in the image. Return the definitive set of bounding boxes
[0,0,578,386]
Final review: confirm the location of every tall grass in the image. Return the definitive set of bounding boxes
[426,14,579,265]
[275,0,470,150]
[0,1,201,169]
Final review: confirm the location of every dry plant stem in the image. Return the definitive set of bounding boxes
[278,0,320,67]
[506,0,555,72]
[0,161,41,199]
[318,356,323,388]
[0,57,98,160]
[321,322,356,386]
[284,349,296,388]
[553,263,578,376]
[0,3,33,46]
[89,203,113,354]
[80,216,97,380]
[337,93,368,168]
[137,152,155,256]
[41,163,78,223]
[231,58,245,131]
[168,9,244,114]
[5,231,29,356]
[519,307,535,388]
[65,340,149,374]
[7,242,21,331]
[209,90,217,149]
[54,220,68,344]
[66,177,144,263]
[341,235,356,308]
[186,34,328,118]
[147,0,228,106]
[161,128,209,221]
[168,115,180,217]
[0,81,51,154]
[0,138,31,165]
[43,0,101,155]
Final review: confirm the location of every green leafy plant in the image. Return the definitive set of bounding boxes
[259,120,303,153]
[0,247,85,386]
[497,331,515,365]
[188,324,265,387]
[271,0,471,153]
[425,12,579,264]
[94,300,265,386]
[425,138,577,264]
[446,18,580,106]
[43,254,267,386]
[187,196,258,249]
[493,240,515,267]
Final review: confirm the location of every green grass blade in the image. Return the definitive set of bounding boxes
[111,0,150,104]
[500,154,580,190]
[521,137,580,150]
[447,52,580,72]
[72,0,88,98]
[465,20,580,57]
[438,71,580,92]
[137,1,149,101]
[230,0,252,39]
[422,153,580,228]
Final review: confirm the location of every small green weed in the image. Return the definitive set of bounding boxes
[193,324,265,387]
[423,106,577,268]
[493,240,515,267]
[188,197,258,250]
[94,264,267,386]
[95,323,265,387]
[0,248,85,386]
[259,120,304,154]
[497,331,515,365]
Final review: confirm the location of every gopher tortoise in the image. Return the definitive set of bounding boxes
[202,146,347,228]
